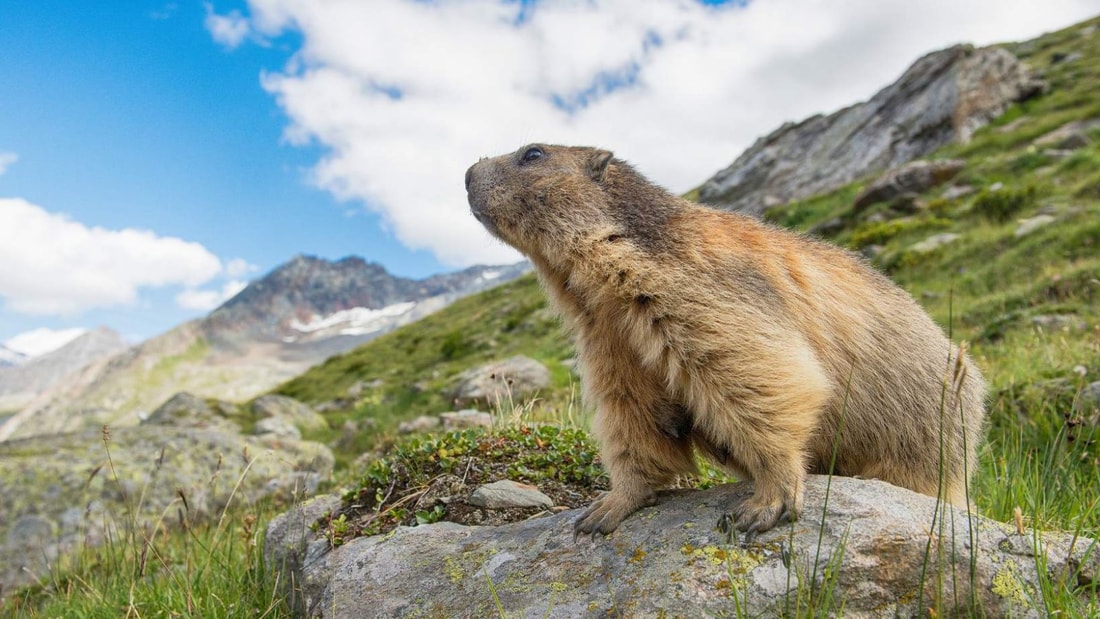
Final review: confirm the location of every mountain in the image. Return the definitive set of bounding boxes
[0,257,528,440]
[0,345,26,368]
[0,327,127,413]
[697,44,1046,216]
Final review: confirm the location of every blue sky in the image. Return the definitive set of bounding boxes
[1,0,1095,349]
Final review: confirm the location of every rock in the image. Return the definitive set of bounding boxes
[265,476,1096,618]
[910,232,961,254]
[860,244,885,260]
[141,392,240,433]
[440,409,493,431]
[853,159,966,211]
[468,480,553,509]
[0,425,334,595]
[941,184,976,200]
[1051,51,1084,64]
[1015,214,1056,237]
[254,415,302,439]
[1031,314,1087,332]
[807,217,845,237]
[449,356,551,407]
[398,415,441,434]
[989,181,1005,192]
[251,394,328,433]
[698,45,1042,217]
[1033,118,1100,151]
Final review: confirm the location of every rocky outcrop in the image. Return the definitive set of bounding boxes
[448,356,551,407]
[0,421,334,596]
[252,394,329,433]
[853,159,966,211]
[266,476,1096,618]
[698,45,1044,217]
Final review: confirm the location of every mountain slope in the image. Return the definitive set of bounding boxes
[0,257,528,440]
[0,327,127,413]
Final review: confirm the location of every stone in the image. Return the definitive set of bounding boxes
[468,480,553,509]
[254,415,302,439]
[853,160,965,211]
[397,415,441,434]
[1031,314,1087,332]
[807,217,845,237]
[251,394,328,433]
[440,409,493,431]
[141,392,240,433]
[1076,381,1100,421]
[909,233,961,254]
[1033,118,1100,151]
[448,356,551,407]
[265,476,1096,618]
[1014,214,1056,237]
[698,45,1042,217]
[941,184,976,200]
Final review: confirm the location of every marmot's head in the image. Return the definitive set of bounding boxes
[466,144,617,260]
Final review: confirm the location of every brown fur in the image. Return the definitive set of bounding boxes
[465,144,987,536]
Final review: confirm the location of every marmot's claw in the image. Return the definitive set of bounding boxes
[731,495,797,535]
[571,491,653,541]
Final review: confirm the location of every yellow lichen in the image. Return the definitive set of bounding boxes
[991,560,1032,608]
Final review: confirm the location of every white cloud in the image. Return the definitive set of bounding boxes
[0,152,17,176]
[205,2,251,49]
[229,0,1097,267]
[0,198,224,315]
[176,279,248,311]
[4,327,87,358]
[224,257,259,279]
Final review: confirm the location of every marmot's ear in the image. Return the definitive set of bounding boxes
[588,150,613,182]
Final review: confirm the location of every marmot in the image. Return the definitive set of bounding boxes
[465,144,987,536]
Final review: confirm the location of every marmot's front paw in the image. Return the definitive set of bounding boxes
[573,490,656,539]
[730,493,797,535]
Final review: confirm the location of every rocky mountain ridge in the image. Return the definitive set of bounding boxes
[698,44,1045,216]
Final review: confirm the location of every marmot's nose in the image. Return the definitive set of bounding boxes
[465,165,474,192]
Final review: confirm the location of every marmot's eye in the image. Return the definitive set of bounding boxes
[521,146,544,163]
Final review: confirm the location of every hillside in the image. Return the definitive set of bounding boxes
[277,17,1100,532]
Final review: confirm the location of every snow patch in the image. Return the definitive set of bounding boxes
[289,302,418,337]
[4,327,87,358]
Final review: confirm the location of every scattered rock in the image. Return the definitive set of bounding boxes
[989,181,1005,192]
[345,379,383,398]
[440,409,493,431]
[266,476,1096,618]
[862,212,889,224]
[1033,118,1100,151]
[698,45,1040,217]
[397,415,441,434]
[1050,51,1084,65]
[941,184,976,201]
[449,356,551,407]
[808,217,845,237]
[1031,314,1087,332]
[860,244,885,260]
[853,159,965,211]
[910,233,961,254]
[468,480,553,510]
[1015,214,1056,237]
[252,394,328,433]
[141,392,240,433]
[254,415,302,439]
